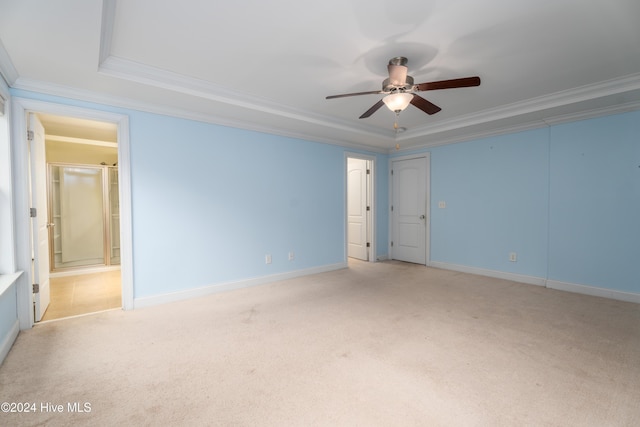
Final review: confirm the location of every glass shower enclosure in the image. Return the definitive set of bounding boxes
[48,163,120,271]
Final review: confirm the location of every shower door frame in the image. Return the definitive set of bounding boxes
[47,162,119,272]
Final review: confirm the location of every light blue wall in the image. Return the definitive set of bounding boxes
[10,89,385,301]
[399,110,639,295]
[429,128,550,277]
[10,89,638,299]
[548,111,640,292]
[0,274,20,364]
[130,112,346,297]
[0,282,17,339]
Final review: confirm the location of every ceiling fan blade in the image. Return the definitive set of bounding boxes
[410,94,442,115]
[359,99,385,119]
[415,76,481,92]
[326,90,384,99]
[388,64,408,86]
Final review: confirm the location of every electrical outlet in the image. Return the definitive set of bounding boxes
[438,201,446,209]
[288,251,294,261]
[509,252,517,262]
[265,254,272,264]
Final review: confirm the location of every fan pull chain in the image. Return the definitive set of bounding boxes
[394,112,401,150]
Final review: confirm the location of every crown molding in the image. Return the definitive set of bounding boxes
[393,121,547,153]
[13,73,640,157]
[98,55,390,140]
[99,0,117,65]
[0,38,18,87]
[399,72,640,142]
[98,54,640,153]
[11,77,388,154]
[394,99,640,153]
[540,99,640,126]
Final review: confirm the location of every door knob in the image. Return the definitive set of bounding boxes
[419,215,426,220]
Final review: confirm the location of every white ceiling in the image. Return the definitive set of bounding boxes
[1,0,640,152]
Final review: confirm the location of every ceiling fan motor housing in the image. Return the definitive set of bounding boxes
[382,75,414,93]
[384,56,413,92]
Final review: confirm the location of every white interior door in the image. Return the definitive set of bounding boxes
[347,158,368,260]
[29,113,51,321]
[391,156,427,265]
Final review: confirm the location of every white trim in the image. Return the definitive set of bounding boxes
[12,77,390,154]
[0,91,15,273]
[0,319,19,365]
[388,153,430,265]
[13,72,640,155]
[98,56,386,139]
[395,100,640,153]
[345,152,376,263]
[429,261,547,287]
[396,73,640,144]
[116,115,134,311]
[94,6,640,149]
[99,0,117,65]
[134,262,347,309]
[546,280,640,304]
[0,271,22,299]
[0,38,18,86]
[11,98,134,329]
[541,100,640,126]
[430,261,640,303]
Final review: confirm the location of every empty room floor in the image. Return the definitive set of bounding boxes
[1,260,638,426]
[41,270,121,321]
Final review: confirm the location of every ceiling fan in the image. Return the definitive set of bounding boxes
[326,57,481,119]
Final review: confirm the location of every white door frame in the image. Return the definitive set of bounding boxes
[345,152,376,262]
[11,97,133,329]
[388,153,430,265]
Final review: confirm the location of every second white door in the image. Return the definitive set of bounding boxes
[347,157,369,261]
[391,156,428,265]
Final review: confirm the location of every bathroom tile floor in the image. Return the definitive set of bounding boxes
[41,270,121,321]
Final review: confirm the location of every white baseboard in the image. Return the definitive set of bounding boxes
[429,261,640,304]
[134,262,348,309]
[546,280,640,304]
[0,319,19,366]
[429,261,547,287]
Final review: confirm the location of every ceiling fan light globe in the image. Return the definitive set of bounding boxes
[383,92,413,112]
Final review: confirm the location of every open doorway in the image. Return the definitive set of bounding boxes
[35,113,122,321]
[12,97,133,329]
[346,153,375,262]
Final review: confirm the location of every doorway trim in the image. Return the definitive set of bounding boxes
[345,152,376,263]
[11,97,133,329]
[388,153,431,266]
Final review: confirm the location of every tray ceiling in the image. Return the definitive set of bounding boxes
[1,0,640,152]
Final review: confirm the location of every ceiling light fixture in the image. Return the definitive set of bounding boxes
[382,92,413,112]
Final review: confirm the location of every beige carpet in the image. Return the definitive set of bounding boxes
[1,260,639,426]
